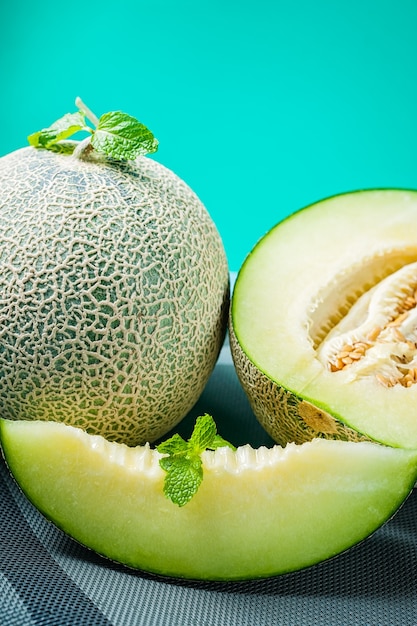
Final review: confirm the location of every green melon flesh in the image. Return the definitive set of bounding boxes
[0,146,229,445]
[2,418,417,581]
[231,189,417,449]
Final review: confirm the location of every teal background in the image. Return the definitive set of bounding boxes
[1,1,417,271]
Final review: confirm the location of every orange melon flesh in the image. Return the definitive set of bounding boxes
[1,418,417,581]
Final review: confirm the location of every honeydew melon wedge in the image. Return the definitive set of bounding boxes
[230,189,417,449]
[2,417,417,581]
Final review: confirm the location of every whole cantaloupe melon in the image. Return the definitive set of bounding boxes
[0,145,229,445]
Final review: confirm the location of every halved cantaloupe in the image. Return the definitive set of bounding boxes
[230,189,417,448]
[1,417,417,581]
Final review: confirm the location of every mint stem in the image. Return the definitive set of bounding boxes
[75,97,99,127]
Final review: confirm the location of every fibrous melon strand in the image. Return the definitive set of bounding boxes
[309,248,417,350]
[312,256,417,388]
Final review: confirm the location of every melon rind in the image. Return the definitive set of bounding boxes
[0,147,229,445]
[229,326,371,446]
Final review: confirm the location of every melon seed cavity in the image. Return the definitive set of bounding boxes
[316,261,417,388]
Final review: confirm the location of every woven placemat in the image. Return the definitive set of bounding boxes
[1,342,417,626]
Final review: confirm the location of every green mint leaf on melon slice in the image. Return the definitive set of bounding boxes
[91,110,159,160]
[189,414,236,453]
[157,414,235,507]
[157,433,189,456]
[162,457,203,508]
[210,433,236,450]
[28,112,90,150]
[189,413,218,450]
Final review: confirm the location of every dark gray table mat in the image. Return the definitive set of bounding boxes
[1,342,417,626]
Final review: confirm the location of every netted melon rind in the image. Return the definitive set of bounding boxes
[229,324,371,446]
[0,147,229,445]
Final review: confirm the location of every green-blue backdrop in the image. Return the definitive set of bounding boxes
[2,0,417,270]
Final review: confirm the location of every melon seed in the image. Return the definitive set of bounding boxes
[318,262,417,388]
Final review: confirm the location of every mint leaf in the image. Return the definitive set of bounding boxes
[157,433,188,455]
[162,456,203,507]
[48,141,78,155]
[28,98,159,162]
[210,434,235,450]
[91,111,159,160]
[28,112,90,149]
[189,413,218,451]
[159,456,176,472]
[157,414,235,507]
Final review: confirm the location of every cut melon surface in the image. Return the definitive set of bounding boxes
[2,417,417,581]
[231,189,417,448]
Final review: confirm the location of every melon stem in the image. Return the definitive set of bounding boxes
[75,96,100,127]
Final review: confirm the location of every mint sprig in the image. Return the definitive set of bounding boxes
[157,414,236,507]
[92,111,158,160]
[27,97,158,161]
[28,112,89,149]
